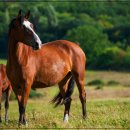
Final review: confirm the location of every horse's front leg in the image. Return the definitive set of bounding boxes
[5,86,12,123]
[19,82,32,126]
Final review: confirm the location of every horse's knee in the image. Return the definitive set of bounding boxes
[79,90,86,102]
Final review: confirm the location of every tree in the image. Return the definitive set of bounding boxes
[66,25,111,67]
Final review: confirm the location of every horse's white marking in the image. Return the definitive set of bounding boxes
[63,114,69,122]
[23,20,42,49]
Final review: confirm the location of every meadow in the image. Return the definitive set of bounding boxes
[0,59,130,129]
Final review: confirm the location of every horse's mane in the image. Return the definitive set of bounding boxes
[8,18,16,36]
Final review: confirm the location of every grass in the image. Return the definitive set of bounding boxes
[0,59,7,65]
[0,86,130,129]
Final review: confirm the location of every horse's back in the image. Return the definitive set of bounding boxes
[42,40,86,61]
[41,40,86,68]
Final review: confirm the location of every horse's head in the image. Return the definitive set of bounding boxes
[9,10,42,50]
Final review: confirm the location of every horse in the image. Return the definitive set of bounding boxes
[0,64,12,123]
[6,10,86,126]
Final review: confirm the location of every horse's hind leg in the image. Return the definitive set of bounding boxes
[58,73,74,122]
[5,85,11,123]
[72,69,86,119]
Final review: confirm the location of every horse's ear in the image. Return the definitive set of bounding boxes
[17,9,22,19]
[25,10,30,19]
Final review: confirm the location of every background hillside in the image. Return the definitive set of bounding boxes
[0,1,130,70]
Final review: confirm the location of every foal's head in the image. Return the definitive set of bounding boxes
[9,10,42,50]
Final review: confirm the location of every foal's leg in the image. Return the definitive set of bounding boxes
[5,86,11,123]
[72,71,87,119]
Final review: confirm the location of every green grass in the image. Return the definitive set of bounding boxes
[0,59,7,65]
[0,86,130,129]
[0,97,129,129]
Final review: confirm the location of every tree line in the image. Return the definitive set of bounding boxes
[0,1,130,70]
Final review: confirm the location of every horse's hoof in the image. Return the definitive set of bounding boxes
[19,121,28,127]
[63,114,69,123]
[83,115,87,120]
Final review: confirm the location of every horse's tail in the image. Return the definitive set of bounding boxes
[51,76,75,107]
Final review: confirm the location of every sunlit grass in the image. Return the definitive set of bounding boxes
[0,97,129,129]
[0,59,7,65]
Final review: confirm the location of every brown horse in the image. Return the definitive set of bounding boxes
[0,64,12,123]
[7,10,86,125]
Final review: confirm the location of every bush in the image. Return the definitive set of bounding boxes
[107,80,120,86]
[122,52,130,70]
[95,85,103,90]
[87,79,104,86]
[95,46,126,70]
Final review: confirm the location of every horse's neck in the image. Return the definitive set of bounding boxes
[8,38,32,66]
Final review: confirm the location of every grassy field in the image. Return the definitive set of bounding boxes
[0,59,130,129]
[0,86,130,129]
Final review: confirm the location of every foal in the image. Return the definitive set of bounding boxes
[0,64,12,123]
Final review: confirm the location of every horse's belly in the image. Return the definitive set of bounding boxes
[32,81,52,88]
[35,63,70,86]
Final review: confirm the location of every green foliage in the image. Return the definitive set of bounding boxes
[66,25,110,67]
[96,47,126,70]
[1,2,130,70]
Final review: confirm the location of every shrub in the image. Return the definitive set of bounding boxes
[95,46,126,70]
[95,85,103,90]
[87,79,104,86]
[107,80,120,86]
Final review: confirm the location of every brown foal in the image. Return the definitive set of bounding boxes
[0,64,12,123]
